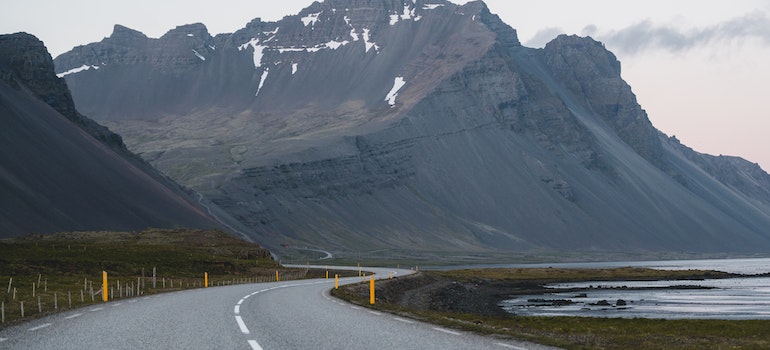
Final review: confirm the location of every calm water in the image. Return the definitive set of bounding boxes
[498,257,770,319]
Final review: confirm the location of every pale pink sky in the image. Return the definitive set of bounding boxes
[2,0,769,170]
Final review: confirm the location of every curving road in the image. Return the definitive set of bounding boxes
[0,266,557,350]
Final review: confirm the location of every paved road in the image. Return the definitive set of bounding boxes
[0,266,558,349]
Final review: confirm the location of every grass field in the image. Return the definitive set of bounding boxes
[0,228,348,327]
[334,267,770,349]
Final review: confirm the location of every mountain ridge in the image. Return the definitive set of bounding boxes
[52,0,770,258]
[0,32,226,237]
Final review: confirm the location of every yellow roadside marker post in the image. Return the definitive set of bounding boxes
[102,271,108,302]
[335,274,339,289]
[369,277,375,305]
[275,271,279,282]
[204,272,209,288]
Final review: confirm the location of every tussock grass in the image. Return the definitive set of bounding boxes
[430,266,735,282]
[334,268,770,349]
[0,228,347,328]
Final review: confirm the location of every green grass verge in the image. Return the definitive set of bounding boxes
[332,268,770,349]
[0,228,352,328]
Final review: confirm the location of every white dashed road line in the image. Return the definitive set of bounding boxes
[368,311,383,316]
[235,315,250,334]
[393,317,414,324]
[0,337,7,342]
[65,313,82,319]
[28,323,52,332]
[234,305,241,314]
[248,339,264,350]
[89,307,104,312]
[496,343,528,350]
[432,327,461,336]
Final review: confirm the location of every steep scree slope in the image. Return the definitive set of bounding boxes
[0,33,223,237]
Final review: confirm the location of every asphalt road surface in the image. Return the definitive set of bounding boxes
[0,266,558,349]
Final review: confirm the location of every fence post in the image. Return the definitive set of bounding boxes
[54,292,58,309]
[6,277,11,294]
[1,301,4,323]
[20,301,24,318]
[68,291,72,308]
[153,267,157,289]
[37,296,42,313]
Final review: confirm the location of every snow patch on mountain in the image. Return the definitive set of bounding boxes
[56,64,99,78]
[301,12,321,27]
[385,76,406,107]
[255,68,269,97]
[390,2,421,25]
[423,4,444,10]
[192,49,205,61]
[389,14,400,26]
[345,16,360,41]
[362,28,379,53]
[238,38,267,68]
[324,40,350,50]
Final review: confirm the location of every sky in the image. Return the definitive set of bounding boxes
[2,0,769,170]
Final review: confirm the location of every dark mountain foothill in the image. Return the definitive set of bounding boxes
[0,33,225,236]
[53,0,770,260]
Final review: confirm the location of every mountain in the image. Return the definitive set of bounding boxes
[0,32,225,237]
[54,0,770,259]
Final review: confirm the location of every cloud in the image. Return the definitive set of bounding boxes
[591,10,770,55]
[524,27,565,48]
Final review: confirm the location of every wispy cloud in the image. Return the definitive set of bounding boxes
[590,10,770,55]
[524,27,566,48]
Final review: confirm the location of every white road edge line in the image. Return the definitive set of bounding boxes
[28,323,52,331]
[496,343,528,350]
[235,315,250,334]
[89,307,104,312]
[65,313,83,319]
[0,337,7,342]
[248,339,263,350]
[432,327,461,336]
[234,305,241,314]
[368,311,383,316]
[393,317,414,324]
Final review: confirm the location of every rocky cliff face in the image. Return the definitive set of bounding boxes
[541,35,666,172]
[0,33,126,150]
[0,33,225,237]
[54,0,770,258]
